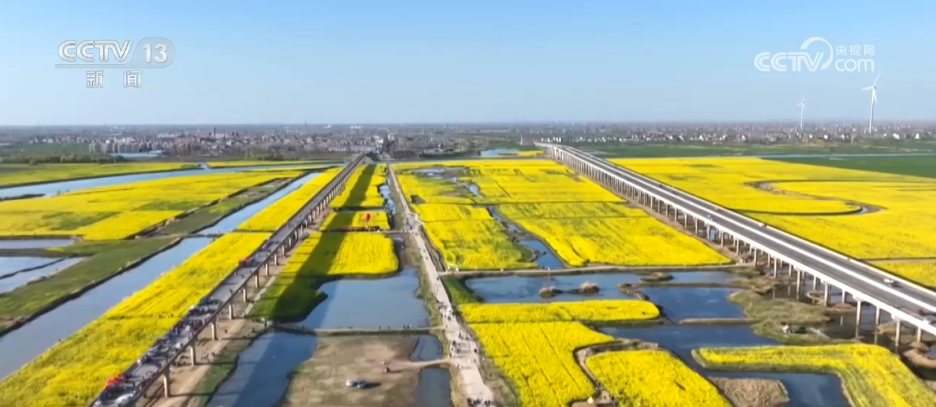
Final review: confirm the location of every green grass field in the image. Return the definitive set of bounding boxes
[772,155,936,179]
[576,141,936,158]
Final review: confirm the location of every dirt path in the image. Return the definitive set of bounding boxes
[279,336,434,407]
[709,377,790,407]
[389,165,496,404]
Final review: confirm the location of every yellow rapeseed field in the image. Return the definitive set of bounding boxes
[423,220,534,270]
[0,162,196,188]
[872,261,936,288]
[460,300,660,324]
[237,168,340,231]
[0,232,269,407]
[72,210,183,240]
[321,211,391,231]
[587,350,731,407]
[696,344,936,407]
[283,232,398,276]
[471,322,616,407]
[0,171,294,240]
[206,160,325,169]
[413,203,493,222]
[498,202,647,219]
[328,164,387,209]
[397,160,728,270]
[516,150,544,157]
[613,158,862,214]
[517,217,731,267]
[615,158,936,262]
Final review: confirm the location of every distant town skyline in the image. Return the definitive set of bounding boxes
[2,1,935,125]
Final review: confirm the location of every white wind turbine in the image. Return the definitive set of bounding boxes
[862,73,880,133]
[797,97,806,130]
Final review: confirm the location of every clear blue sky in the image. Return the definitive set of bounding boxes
[1,1,933,125]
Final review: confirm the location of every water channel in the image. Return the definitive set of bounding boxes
[0,239,73,250]
[0,258,83,294]
[0,257,59,276]
[197,171,322,234]
[206,331,318,407]
[0,238,212,380]
[0,162,339,199]
[297,268,428,330]
[598,325,850,407]
[486,206,566,269]
[466,272,743,321]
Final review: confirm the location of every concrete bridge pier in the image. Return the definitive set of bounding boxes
[273,253,279,265]
[875,306,882,325]
[210,321,218,341]
[240,288,247,303]
[823,284,831,305]
[895,320,902,349]
[264,262,270,276]
[162,371,171,398]
[188,345,197,366]
[917,326,924,342]
[855,301,864,337]
[227,303,235,319]
[253,273,260,288]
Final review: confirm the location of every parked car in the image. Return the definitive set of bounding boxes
[883,278,898,287]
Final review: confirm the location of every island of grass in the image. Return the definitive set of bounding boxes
[0,237,175,335]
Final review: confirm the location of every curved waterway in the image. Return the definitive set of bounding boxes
[598,325,850,407]
[0,163,339,199]
[0,238,212,380]
[197,171,322,234]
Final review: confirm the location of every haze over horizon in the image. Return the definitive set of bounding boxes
[1,1,934,125]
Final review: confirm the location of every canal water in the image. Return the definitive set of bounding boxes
[0,238,212,380]
[206,331,318,407]
[465,273,742,321]
[411,335,454,407]
[197,172,323,235]
[598,325,850,407]
[0,163,339,199]
[0,257,59,276]
[379,185,397,215]
[479,149,520,157]
[486,207,566,269]
[207,334,451,407]
[297,268,429,330]
[0,258,83,294]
